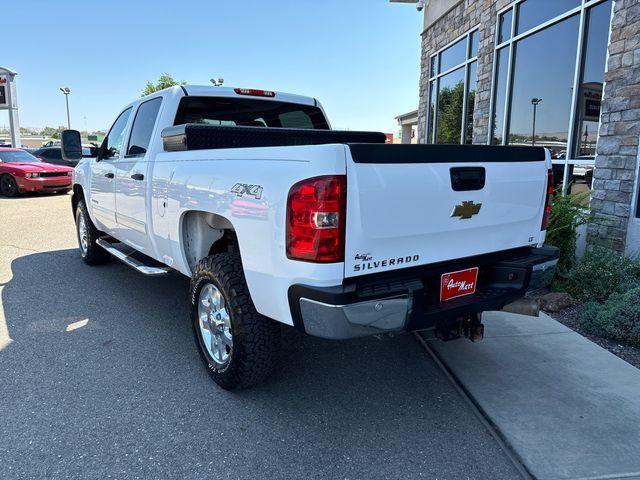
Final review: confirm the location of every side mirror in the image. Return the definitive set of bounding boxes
[61,130,83,161]
[89,145,100,159]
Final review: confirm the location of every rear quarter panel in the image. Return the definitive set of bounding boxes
[150,144,348,326]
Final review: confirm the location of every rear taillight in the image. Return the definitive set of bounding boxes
[286,175,346,263]
[541,169,553,230]
[234,88,276,97]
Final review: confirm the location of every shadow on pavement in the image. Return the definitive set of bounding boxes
[0,249,519,479]
[0,191,70,201]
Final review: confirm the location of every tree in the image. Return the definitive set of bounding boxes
[42,126,63,139]
[142,73,186,96]
[436,81,465,144]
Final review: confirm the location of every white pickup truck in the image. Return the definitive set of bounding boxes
[61,85,558,390]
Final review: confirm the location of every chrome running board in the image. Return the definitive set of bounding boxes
[96,238,171,276]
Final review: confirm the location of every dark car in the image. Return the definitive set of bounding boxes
[31,146,92,167]
[20,148,39,155]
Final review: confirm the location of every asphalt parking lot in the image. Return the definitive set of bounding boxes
[0,193,521,480]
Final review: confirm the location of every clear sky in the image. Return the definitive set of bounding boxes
[1,0,423,135]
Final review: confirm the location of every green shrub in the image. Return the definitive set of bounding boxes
[581,283,640,346]
[544,191,590,278]
[564,248,640,303]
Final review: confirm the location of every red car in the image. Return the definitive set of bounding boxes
[0,148,73,197]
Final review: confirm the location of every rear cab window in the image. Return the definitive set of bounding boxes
[174,97,329,130]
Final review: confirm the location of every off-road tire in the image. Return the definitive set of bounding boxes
[75,199,110,265]
[190,253,281,390]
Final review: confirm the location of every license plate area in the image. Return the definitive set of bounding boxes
[440,267,478,302]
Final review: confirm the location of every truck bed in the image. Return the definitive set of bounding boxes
[161,124,387,151]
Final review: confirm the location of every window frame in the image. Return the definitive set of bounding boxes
[426,27,480,145]
[488,0,614,194]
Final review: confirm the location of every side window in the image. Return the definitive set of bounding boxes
[127,97,162,156]
[103,108,133,160]
[41,150,62,164]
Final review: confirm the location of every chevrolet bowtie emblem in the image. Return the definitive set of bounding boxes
[451,201,482,219]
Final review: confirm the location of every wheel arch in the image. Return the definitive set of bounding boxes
[71,184,85,217]
[180,210,240,273]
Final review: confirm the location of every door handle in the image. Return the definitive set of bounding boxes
[104,172,114,179]
[131,173,144,181]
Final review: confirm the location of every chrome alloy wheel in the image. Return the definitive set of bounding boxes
[198,283,233,365]
[77,213,88,255]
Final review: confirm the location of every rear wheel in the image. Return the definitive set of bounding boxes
[0,174,19,197]
[75,199,110,265]
[190,253,280,390]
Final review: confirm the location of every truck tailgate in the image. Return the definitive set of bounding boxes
[344,144,549,278]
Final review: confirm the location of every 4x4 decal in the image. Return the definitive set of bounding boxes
[231,183,264,200]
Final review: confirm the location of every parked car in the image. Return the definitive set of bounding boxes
[31,146,92,167]
[20,147,39,155]
[0,148,73,197]
[63,85,558,390]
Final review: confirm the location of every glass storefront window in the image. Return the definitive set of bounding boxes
[470,31,479,57]
[498,10,512,44]
[507,14,580,157]
[428,81,436,143]
[436,67,465,144]
[573,0,612,160]
[491,0,613,196]
[516,0,581,35]
[491,47,509,145]
[427,29,479,145]
[465,62,477,144]
[439,37,467,73]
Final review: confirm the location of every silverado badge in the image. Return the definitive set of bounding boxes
[451,201,482,219]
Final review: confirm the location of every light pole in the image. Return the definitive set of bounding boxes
[210,78,224,86]
[531,97,542,146]
[60,87,71,129]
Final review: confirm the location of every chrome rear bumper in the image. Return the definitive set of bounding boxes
[299,296,410,340]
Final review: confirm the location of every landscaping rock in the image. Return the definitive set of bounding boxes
[540,292,575,312]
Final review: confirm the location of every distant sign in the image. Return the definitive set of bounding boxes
[582,82,602,122]
[0,75,7,108]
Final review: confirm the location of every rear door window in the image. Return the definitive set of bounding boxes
[127,97,163,157]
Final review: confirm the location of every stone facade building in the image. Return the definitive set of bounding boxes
[393,0,640,254]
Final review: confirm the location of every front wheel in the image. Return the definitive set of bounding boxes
[190,253,280,390]
[75,199,110,265]
[0,174,19,197]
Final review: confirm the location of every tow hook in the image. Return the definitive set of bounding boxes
[435,313,484,342]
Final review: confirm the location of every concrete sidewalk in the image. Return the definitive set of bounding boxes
[424,312,640,480]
